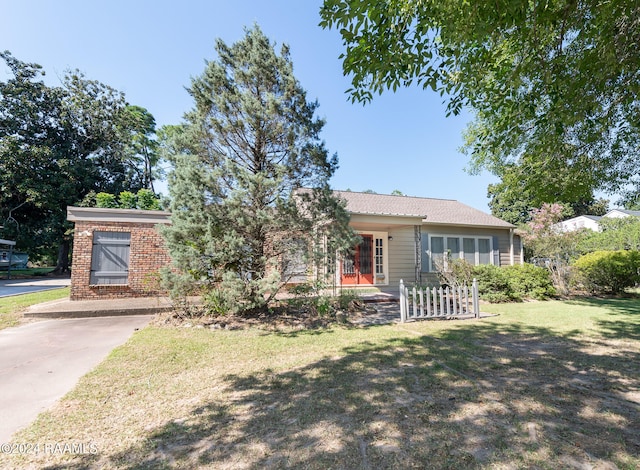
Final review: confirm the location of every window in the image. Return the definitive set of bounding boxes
[428,235,493,271]
[282,238,308,282]
[447,237,460,259]
[90,231,131,285]
[463,238,476,265]
[375,238,384,274]
[478,239,491,265]
[431,236,444,271]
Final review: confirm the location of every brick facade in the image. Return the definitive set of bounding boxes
[68,208,172,300]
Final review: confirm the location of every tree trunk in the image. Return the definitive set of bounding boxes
[52,240,70,274]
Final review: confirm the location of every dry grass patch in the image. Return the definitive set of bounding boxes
[2,298,639,469]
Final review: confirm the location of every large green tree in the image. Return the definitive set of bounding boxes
[119,105,162,192]
[320,0,640,195]
[0,51,157,271]
[486,153,609,225]
[161,25,353,315]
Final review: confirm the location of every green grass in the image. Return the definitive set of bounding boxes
[2,297,639,469]
[0,288,70,330]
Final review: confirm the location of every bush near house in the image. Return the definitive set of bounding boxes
[502,263,557,300]
[438,260,555,302]
[571,250,640,294]
[472,265,514,302]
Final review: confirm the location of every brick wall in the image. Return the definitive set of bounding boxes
[70,221,171,300]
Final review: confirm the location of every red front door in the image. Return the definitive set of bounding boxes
[341,235,374,285]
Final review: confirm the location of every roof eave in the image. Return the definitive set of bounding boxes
[422,220,516,229]
[67,206,172,225]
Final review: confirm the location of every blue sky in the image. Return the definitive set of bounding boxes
[2,0,499,211]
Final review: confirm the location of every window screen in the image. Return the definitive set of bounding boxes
[90,231,131,285]
[447,237,460,259]
[478,238,491,265]
[431,236,444,271]
[463,238,476,265]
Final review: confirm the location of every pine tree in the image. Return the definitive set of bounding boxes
[161,25,353,314]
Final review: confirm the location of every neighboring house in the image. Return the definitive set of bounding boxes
[67,191,523,300]
[555,209,640,233]
[603,209,640,219]
[555,215,602,232]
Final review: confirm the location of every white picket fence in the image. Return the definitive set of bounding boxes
[399,279,480,322]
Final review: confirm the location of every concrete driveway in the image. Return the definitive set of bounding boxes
[0,315,151,443]
[0,277,70,298]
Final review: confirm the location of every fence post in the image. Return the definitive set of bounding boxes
[419,287,424,317]
[425,287,431,316]
[452,286,457,315]
[433,287,438,316]
[412,286,417,319]
[464,285,470,314]
[445,287,450,315]
[472,278,480,319]
[400,279,406,322]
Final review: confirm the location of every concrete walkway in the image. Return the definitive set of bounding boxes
[0,315,152,443]
[24,295,174,319]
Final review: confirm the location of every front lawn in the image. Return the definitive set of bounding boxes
[3,298,639,469]
[0,288,70,330]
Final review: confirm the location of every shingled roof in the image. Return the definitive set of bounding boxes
[334,191,514,228]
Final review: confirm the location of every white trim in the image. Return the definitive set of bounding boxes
[67,206,171,225]
[509,229,514,265]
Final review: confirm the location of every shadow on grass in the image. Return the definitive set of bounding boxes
[45,321,640,470]
[565,296,640,341]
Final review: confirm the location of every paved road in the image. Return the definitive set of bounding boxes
[0,277,70,298]
[0,315,151,443]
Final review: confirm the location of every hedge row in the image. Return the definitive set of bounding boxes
[571,250,640,294]
[473,263,556,302]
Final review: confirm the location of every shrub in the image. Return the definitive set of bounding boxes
[472,265,516,302]
[469,263,555,302]
[436,257,474,288]
[503,263,556,300]
[571,250,640,294]
[118,191,137,209]
[336,289,360,311]
[95,192,117,208]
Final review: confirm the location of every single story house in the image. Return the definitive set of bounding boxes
[67,191,522,300]
[603,209,640,219]
[555,215,603,232]
[555,208,640,233]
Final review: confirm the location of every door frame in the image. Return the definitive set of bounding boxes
[339,231,389,286]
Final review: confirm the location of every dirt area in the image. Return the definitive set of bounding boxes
[153,299,402,330]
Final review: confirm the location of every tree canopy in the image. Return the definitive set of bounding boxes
[0,51,160,270]
[161,25,353,314]
[320,0,640,196]
[486,153,609,225]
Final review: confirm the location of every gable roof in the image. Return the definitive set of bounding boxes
[561,215,602,223]
[333,191,515,228]
[606,209,640,217]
